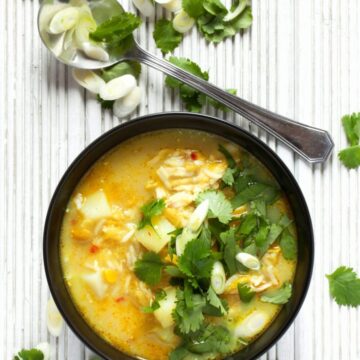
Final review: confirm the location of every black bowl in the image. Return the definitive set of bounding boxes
[44,112,314,360]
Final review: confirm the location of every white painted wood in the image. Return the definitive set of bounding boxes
[1,0,360,359]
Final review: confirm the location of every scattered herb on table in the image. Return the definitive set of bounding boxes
[338,112,360,169]
[14,349,44,360]
[165,56,237,112]
[153,19,183,55]
[326,266,360,307]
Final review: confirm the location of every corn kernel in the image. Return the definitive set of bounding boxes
[103,269,118,284]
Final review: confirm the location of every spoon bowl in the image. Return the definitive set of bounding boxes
[38,0,127,69]
[38,0,335,164]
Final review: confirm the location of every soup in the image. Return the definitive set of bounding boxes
[60,129,297,360]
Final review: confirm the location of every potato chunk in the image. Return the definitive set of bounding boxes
[135,217,175,253]
[80,190,112,219]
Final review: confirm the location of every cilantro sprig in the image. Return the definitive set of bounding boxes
[138,198,165,229]
[326,266,360,307]
[134,251,165,285]
[183,0,252,44]
[14,348,44,360]
[90,13,142,46]
[260,283,292,304]
[338,112,360,169]
[143,289,167,312]
[165,57,237,112]
[153,19,183,55]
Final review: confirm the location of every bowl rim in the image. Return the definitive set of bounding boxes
[43,111,314,360]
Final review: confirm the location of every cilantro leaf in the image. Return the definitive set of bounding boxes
[173,287,206,334]
[260,283,292,304]
[237,283,255,303]
[208,89,237,112]
[196,190,232,224]
[187,324,234,354]
[182,0,205,18]
[166,57,209,112]
[165,265,185,278]
[197,0,252,43]
[326,266,360,307]
[134,252,164,286]
[169,347,191,360]
[220,228,239,275]
[138,199,165,229]
[232,182,279,208]
[218,144,236,168]
[90,13,142,46]
[338,113,360,169]
[279,229,297,260]
[222,168,236,186]
[14,349,44,360]
[341,113,360,146]
[143,289,167,313]
[177,237,215,285]
[100,61,141,82]
[153,19,183,55]
[207,286,228,315]
[238,213,258,235]
[338,146,360,169]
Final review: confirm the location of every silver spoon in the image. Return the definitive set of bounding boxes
[38,0,334,164]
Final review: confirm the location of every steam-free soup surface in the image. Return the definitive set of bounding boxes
[61,129,297,360]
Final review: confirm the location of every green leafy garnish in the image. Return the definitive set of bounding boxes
[208,89,237,111]
[14,349,44,360]
[218,144,236,168]
[237,283,255,303]
[207,286,228,315]
[341,113,360,146]
[220,228,239,275]
[338,146,360,169]
[338,113,360,169]
[165,57,237,113]
[134,252,164,286]
[182,0,205,18]
[138,198,165,229]
[173,286,206,334]
[90,13,142,46]
[166,57,209,112]
[100,61,141,82]
[197,0,252,43]
[143,289,167,312]
[232,182,279,208]
[177,237,215,286]
[153,19,183,55]
[170,324,234,358]
[221,168,236,186]
[260,283,292,304]
[279,229,297,260]
[196,190,233,224]
[326,266,360,307]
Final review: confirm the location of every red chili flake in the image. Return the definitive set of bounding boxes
[90,245,100,254]
[115,297,125,303]
[190,151,198,160]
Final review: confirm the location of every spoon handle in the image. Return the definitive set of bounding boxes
[128,43,333,164]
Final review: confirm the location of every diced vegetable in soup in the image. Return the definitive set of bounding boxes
[61,129,297,360]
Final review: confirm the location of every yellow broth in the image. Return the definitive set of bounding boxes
[60,129,297,360]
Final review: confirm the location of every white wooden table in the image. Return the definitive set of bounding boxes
[1,0,360,359]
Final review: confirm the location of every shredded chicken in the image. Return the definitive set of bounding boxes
[147,148,227,226]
